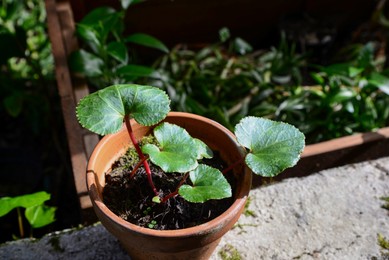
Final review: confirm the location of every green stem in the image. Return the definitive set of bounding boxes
[16,207,24,238]
[124,115,158,196]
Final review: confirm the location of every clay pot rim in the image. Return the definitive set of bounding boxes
[87,111,252,238]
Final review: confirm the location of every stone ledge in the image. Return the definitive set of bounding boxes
[1,157,389,259]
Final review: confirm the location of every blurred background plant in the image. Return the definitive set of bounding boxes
[150,28,306,130]
[0,191,56,239]
[0,0,77,242]
[151,27,389,144]
[68,0,169,89]
[0,0,53,133]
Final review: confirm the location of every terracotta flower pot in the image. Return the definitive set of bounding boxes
[86,112,252,260]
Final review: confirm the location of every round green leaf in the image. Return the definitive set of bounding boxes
[76,84,170,135]
[25,204,57,229]
[142,123,198,172]
[0,191,51,217]
[194,138,213,159]
[178,164,232,203]
[235,117,305,177]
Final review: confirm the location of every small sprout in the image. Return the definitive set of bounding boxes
[142,207,152,215]
[148,220,157,229]
[152,196,161,204]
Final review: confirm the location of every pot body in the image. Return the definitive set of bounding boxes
[87,112,252,260]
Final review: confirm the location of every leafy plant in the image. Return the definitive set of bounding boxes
[76,84,304,204]
[0,0,54,133]
[273,42,389,143]
[0,191,56,239]
[150,29,306,130]
[69,0,168,89]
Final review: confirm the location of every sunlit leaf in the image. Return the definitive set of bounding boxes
[235,117,305,177]
[25,204,56,228]
[76,84,170,135]
[142,123,199,172]
[179,164,232,203]
[368,72,389,95]
[194,138,213,159]
[0,191,51,217]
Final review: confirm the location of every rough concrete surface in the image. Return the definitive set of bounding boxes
[1,157,389,260]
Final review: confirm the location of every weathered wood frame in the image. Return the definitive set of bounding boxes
[45,0,99,210]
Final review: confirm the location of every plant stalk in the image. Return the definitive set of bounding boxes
[222,157,245,175]
[124,115,158,196]
[16,207,24,238]
[160,173,190,203]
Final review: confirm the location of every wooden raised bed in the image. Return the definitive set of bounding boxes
[45,0,388,221]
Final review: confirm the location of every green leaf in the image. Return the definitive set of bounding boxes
[75,24,100,52]
[367,72,389,95]
[69,50,104,77]
[25,204,56,229]
[219,27,230,42]
[117,64,156,78]
[178,164,232,203]
[125,33,169,53]
[3,92,24,117]
[78,7,122,44]
[330,88,357,104]
[194,138,213,159]
[348,67,364,78]
[310,72,325,85]
[321,63,350,77]
[107,41,128,63]
[142,123,199,172]
[79,7,116,26]
[0,191,51,217]
[235,117,305,177]
[76,84,170,135]
[233,37,253,55]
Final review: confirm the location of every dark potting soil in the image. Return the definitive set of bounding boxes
[103,141,236,230]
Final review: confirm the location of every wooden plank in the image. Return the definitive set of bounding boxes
[303,127,389,157]
[45,0,98,210]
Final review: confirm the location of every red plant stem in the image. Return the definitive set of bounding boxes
[222,156,245,175]
[160,172,190,203]
[129,155,149,178]
[124,115,158,196]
